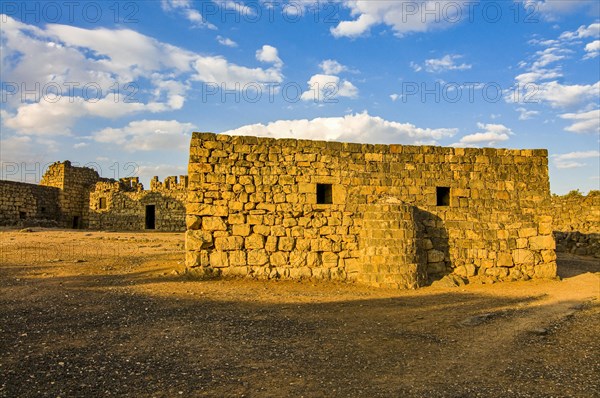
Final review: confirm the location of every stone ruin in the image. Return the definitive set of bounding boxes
[1,133,597,288]
[184,132,558,288]
[551,191,600,258]
[0,161,186,231]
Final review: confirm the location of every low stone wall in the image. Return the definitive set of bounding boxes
[0,180,60,227]
[552,192,600,257]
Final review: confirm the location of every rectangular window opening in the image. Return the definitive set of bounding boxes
[145,205,156,230]
[99,197,107,209]
[436,187,450,206]
[317,184,333,204]
[19,211,26,220]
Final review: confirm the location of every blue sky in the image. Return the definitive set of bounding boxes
[1,0,598,194]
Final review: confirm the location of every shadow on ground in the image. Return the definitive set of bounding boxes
[1,260,598,398]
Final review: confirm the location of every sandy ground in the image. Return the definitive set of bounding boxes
[0,228,598,398]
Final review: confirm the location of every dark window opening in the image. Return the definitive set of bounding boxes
[145,205,156,230]
[41,207,46,213]
[436,187,450,206]
[317,184,333,204]
[19,211,26,220]
[72,216,80,229]
[99,197,107,209]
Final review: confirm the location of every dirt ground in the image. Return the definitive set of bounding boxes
[1,228,598,398]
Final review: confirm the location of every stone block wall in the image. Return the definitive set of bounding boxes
[185,132,556,287]
[88,176,186,231]
[551,191,600,257]
[40,161,102,228]
[356,204,424,289]
[0,181,60,227]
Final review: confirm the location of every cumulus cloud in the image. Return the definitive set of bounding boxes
[256,45,283,68]
[301,74,359,102]
[584,40,600,59]
[221,111,458,145]
[421,55,472,73]
[319,60,348,75]
[1,16,283,135]
[535,81,600,108]
[452,123,514,147]
[331,0,459,38]
[560,109,600,134]
[552,150,600,169]
[92,120,197,151]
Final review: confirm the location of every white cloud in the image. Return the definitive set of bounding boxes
[409,61,422,72]
[524,1,599,21]
[92,120,196,152]
[301,74,359,102]
[331,0,459,38]
[452,123,514,147]
[191,54,283,86]
[516,107,540,120]
[390,94,400,102]
[535,81,600,108]
[221,111,457,145]
[2,94,169,136]
[319,60,348,75]
[73,143,89,149]
[584,40,600,59]
[217,36,238,47]
[161,0,217,29]
[560,109,600,134]
[422,55,472,73]
[1,16,283,134]
[552,150,600,169]
[558,22,600,41]
[256,45,283,68]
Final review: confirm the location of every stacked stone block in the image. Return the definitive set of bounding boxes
[41,161,101,228]
[357,204,424,289]
[0,181,60,226]
[551,192,600,257]
[88,176,186,231]
[185,132,557,287]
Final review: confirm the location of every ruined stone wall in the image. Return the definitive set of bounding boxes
[0,180,60,227]
[40,161,101,228]
[185,133,556,287]
[551,192,600,257]
[88,176,186,231]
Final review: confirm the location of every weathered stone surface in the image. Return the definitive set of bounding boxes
[245,234,265,249]
[185,230,213,251]
[183,132,557,289]
[214,236,244,251]
[202,217,227,231]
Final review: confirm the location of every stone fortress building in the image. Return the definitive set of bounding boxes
[0,161,186,231]
[184,133,558,288]
[1,133,597,288]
